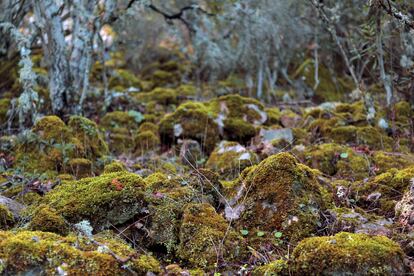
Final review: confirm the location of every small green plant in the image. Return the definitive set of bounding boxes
[257,231,265,237]
[240,229,249,236]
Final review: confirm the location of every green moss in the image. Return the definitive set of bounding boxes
[152,69,178,86]
[351,166,414,217]
[100,111,138,130]
[0,204,14,230]
[159,101,220,153]
[136,87,179,105]
[108,68,141,90]
[177,203,245,268]
[252,259,288,276]
[230,153,328,243]
[292,232,406,274]
[265,107,281,126]
[0,230,160,275]
[223,118,257,143]
[138,122,159,133]
[103,161,127,174]
[68,115,108,159]
[142,173,194,252]
[42,171,146,229]
[206,141,259,180]
[68,158,92,178]
[32,116,71,142]
[29,205,68,235]
[303,143,369,180]
[372,151,414,174]
[0,98,11,125]
[134,130,160,154]
[356,126,393,150]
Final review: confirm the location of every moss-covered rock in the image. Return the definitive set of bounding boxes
[206,141,259,180]
[177,203,245,268]
[42,171,146,229]
[68,115,108,159]
[0,204,15,230]
[0,230,160,275]
[134,130,160,155]
[351,166,414,217]
[252,259,288,276]
[29,205,68,235]
[103,161,127,174]
[68,158,92,178]
[303,143,370,180]
[292,232,407,275]
[0,98,11,125]
[226,152,328,243]
[14,115,108,175]
[159,101,220,153]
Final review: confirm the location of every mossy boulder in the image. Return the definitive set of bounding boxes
[160,95,269,152]
[144,173,194,253]
[303,143,370,180]
[0,98,11,125]
[103,161,127,174]
[68,158,92,178]
[0,230,160,275]
[15,115,108,175]
[206,141,259,180]
[292,232,407,275]
[68,115,109,159]
[159,101,220,153]
[42,171,146,229]
[226,152,328,243]
[0,204,15,230]
[134,129,160,155]
[351,166,414,217]
[29,205,68,235]
[177,203,245,268]
[252,259,288,276]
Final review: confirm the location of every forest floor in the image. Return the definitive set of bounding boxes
[1,54,414,275]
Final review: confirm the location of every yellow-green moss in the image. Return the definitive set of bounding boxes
[0,204,14,230]
[252,259,288,276]
[303,143,369,180]
[0,98,11,124]
[32,116,71,142]
[68,158,92,178]
[138,122,159,133]
[230,153,328,243]
[159,101,220,153]
[292,232,406,274]
[265,107,281,126]
[351,166,414,217]
[103,161,127,174]
[29,205,68,235]
[0,230,160,275]
[100,111,138,130]
[108,68,142,90]
[206,141,259,179]
[136,87,179,105]
[372,151,414,174]
[42,171,146,229]
[68,115,109,159]
[177,203,245,268]
[134,130,160,154]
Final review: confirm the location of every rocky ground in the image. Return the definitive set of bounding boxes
[1,53,414,275]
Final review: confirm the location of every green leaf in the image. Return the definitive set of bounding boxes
[274,231,283,238]
[340,152,349,159]
[257,231,265,237]
[240,229,249,236]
